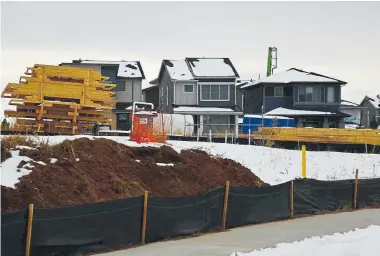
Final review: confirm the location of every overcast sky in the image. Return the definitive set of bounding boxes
[1,1,379,115]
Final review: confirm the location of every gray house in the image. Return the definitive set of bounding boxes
[359,95,380,129]
[147,57,243,136]
[60,59,146,131]
[241,68,349,128]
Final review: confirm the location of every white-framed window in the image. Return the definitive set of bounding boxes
[274,87,283,97]
[201,84,230,101]
[327,86,335,103]
[183,84,194,93]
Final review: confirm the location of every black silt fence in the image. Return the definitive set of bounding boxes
[357,178,380,209]
[146,186,225,243]
[293,179,355,216]
[226,182,291,229]
[1,210,28,256]
[30,196,143,255]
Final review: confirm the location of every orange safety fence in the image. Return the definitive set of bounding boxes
[130,113,167,143]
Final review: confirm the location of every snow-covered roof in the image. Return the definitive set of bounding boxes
[163,60,194,80]
[242,68,346,89]
[174,106,240,115]
[236,80,256,88]
[186,58,239,78]
[73,60,145,79]
[366,95,380,109]
[244,114,293,120]
[264,107,337,116]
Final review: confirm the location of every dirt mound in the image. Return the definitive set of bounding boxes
[1,138,268,212]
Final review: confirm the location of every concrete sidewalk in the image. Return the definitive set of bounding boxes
[98,209,380,256]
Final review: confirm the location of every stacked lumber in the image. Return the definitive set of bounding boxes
[1,64,116,134]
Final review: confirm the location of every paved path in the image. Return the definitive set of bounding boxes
[98,209,380,256]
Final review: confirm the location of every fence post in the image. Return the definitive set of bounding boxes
[25,204,34,256]
[301,145,306,178]
[290,181,294,218]
[225,129,228,144]
[141,191,148,245]
[353,169,359,210]
[209,129,212,142]
[248,129,251,145]
[197,129,200,142]
[221,180,230,231]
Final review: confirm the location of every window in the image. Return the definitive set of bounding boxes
[327,86,335,103]
[274,87,283,97]
[183,84,194,93]
[201,84,229,101]
[306,86,313,102]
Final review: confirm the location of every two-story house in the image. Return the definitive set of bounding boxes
[241,68,349,128]
[144,57,243,136]
[60,59,146,131]
[359,95,380,129]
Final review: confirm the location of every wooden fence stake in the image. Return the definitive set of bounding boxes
[25,204,34,256]
[353,169,359,210]
[141,191,148,245]
[221,180,230,231]
[301,145,307,178]
[290,181,294,218]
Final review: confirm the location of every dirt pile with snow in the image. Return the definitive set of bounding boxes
[1,137,267,212]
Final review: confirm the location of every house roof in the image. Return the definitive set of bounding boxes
[361,95,380,109]
[185,58,240,78]
[241,68,346,89]
[163,60,194,80]
[62,59,146,79]
[236,79,256,88]
[173,106,242,115]
[264,107,350,117]
[158,57,240,83]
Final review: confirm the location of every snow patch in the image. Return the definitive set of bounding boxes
[232,225,380,256]
[15,145,37,150]
[0,150,34,188]
[165,60,194,80]
[265,107,334,116]
[135,160,141,163]
[156,163,174,167]
[187,58,236,77]
[50,158,58,164]
[76,158,80,162]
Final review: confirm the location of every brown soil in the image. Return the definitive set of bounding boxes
[1,137,268,212]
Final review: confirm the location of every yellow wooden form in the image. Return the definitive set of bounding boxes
[255,127,380,146]
[1,64,116,135]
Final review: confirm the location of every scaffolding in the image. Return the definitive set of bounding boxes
[1,64,116,134]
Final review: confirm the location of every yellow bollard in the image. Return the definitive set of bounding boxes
[301,145,306,178]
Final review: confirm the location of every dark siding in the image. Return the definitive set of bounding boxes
[144,87,160,109]
[264,97,293,112]
[244,85,263,114]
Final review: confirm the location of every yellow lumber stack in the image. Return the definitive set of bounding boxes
[1,64,117,134]
[255,127,380,146]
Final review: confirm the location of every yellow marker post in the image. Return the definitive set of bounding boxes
[301,145,306,178]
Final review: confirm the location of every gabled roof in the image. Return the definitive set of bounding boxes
[361,95,380,109]
[241,68,346,89]
[61,59,146,79]
[157,57,240,83]
[236,79,256,88]
[185,58,240,78]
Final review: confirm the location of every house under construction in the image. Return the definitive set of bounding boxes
[1,64,116,134]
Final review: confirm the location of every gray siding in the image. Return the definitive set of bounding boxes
[361,100,378,128]
[198,84,236,108]
[236,87,244,111]
[115,79,142,103]
[174,81,198,105]
[159,69,173,110]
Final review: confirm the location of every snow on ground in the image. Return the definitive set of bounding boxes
[156,163,174,167]
[166,141,380,185]
[1,135,379,187]
[231,225,380,256]
[1,150,34,188]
